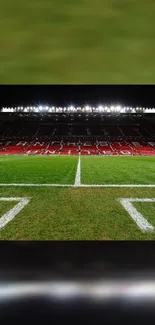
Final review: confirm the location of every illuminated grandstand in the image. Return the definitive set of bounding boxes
[0,105,155,156]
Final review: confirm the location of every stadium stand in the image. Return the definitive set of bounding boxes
[0,112,155,156]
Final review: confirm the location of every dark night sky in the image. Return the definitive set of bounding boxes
[0,85,155,107]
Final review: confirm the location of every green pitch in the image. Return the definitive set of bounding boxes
[1,0,155,83]
[81,156,155,184]
[0,155,77,184]
[1,155,155,240]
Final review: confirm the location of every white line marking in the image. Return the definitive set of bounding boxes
[0,183,155,187]
[74,156,81,186]
[0,197,31,229]
[118,198,155,232]
[127,198,155,202]
[80,184,155,188]
[0,183,155,188]
[0,184,72,187]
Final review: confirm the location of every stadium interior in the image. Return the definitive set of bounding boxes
[1,106,155,241]
[0,108,155,156]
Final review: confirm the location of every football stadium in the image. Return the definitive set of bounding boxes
[1,104,155,240]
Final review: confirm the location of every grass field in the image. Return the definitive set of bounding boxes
[1,0,155,83]
[1,155,155,240]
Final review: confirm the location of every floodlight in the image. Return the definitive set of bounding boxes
[116,105,121,111]
[68,106,75,112]
[85,105,91,112]
[98,105,103,112]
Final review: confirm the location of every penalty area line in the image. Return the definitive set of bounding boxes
[0,197,31,229]
[118,198,155,232]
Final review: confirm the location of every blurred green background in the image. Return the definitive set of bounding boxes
[1,0,155,83]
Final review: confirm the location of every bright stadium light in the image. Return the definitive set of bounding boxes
[98,105,103,112]
[116,105,121,111]
[85,105,91,112]
[39,106,49,112]
[0,104,153,114]
[68,106,75,112]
